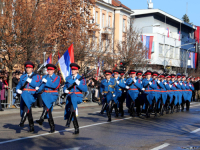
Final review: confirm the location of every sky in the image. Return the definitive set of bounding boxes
[121,0,200,26]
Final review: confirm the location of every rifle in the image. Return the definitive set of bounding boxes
[15,64,45,100]
[60,68,95,99]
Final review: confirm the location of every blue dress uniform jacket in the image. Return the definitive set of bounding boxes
[100,79,115,104]
[16,73,41,117]
[186,82,194,102]
[63,74,87,120]
[37,74,61,109]
[170,81,179,105]
[112,77,122,104]
[142,78,157,107]
[125,77,142,109]
[164,81,174,104]
[181,81,187,102]
[157,80,167,106]
[174,81,182,105]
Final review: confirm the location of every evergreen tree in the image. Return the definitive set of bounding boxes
[182,14,190,23]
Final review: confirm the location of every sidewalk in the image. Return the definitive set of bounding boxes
[0,102,99,116]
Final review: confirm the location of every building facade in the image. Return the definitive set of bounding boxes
[131,9,197,74]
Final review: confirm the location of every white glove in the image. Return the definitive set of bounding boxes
[116,81,119,84]
[26,78,32,83]
[189,84,191,87]
[113,94,116,97]
[75,79,80,86]
[180,83,182,85]
[101,92,104,95]
[164,82,167,85]
[157,81,160,84]
[35,87,39,91]
[142,88,145,91]
[125,86,129,89]
[149,82,152,85]
[124,81,126,83]
[169,85,172,88]
[133,79,137,83]
[65,89,69,94]
[174,82,177,86]
[17,89,22,94]
[42,78,47,83]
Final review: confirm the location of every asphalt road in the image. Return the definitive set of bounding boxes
[1,102,200,150]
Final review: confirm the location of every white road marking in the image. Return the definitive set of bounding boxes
[0,117,132,145]
[190,104,200,108]
[190,128,200,133]
[60,147,81,150]
[150,143,170,150]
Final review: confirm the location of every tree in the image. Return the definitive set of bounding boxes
[182,14,190,23]
[112,20,148,71]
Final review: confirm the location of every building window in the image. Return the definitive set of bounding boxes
[108,16,111,27]
[123,19,126,32]
[102,14,105,28]
[159,44,163,56]
[95,11,98,24]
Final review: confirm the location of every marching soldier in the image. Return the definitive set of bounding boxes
[100,70,115,122]
[174,74,182,112]
[152,71,160,116]
[63,63,87,134]
[180,75,187,111]
[35,64,60,133]
[164,74,173,113]
[118,71,127,117]
[16,61,41,132]
[142,70,157,118]
[185,77,194,110]
[125,70,142,117]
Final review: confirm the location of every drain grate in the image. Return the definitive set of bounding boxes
[181,146,200,150]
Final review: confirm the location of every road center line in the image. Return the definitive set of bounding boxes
[190,128,200,133]
[0,117,132,145]
[150,143,170,150]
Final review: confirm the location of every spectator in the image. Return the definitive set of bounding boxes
[12,71,20,108]
[0,77,4,111]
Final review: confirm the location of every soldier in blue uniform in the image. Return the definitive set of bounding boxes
[100,70,115,122]
[111,70,121,117]
[63,63,87,134]
[180,75,187,111]
[124,70,142,116]
[35,64,60,133]
[118,71,126,117]
[185,77,194,110]
[135,70,144,116]
[142,70,157,118]
[174,74,182,112]
[152,71,160,116]
[16,61,41,132]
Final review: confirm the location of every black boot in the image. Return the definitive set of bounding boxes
[114,104,119,117]
[19,112,27,127]
[181,103,184,111]
[48,118,55,133]
[100,103,107,114]
[186,101,190,111]
[66,111,73,128]
[28,119,34,132]
[36,110,47,125]
[121,110,124,117]
[107,106,111,122]
[73,116,79,135]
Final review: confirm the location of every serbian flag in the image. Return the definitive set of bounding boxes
[96,59,100,80]
[44,54,52,66]
[58,43,74,81]
[166,28,169,38]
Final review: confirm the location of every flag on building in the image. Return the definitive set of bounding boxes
[57,51,61,71]
[44,54,52,66]
[166,28,169,38]
[58,43,74,81]
[179,31,181,41]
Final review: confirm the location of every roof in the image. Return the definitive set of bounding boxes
[112,0,131,11]
[131,9,196,30]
